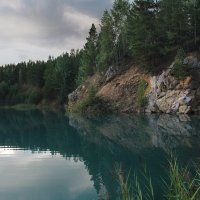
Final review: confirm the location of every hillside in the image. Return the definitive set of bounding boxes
[68,53,200,114]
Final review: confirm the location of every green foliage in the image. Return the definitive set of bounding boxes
[166,157,200,200]
[111,0,130,61]
[75,85,97,113]
[69,85,109,114]
[117,157,200,200]
[116,166,154,200]
[96,0,130,72]
[43,58,60,100]
[136,80,147,108]
[26,61,46,87]
[1,0,200,107]
[27,89,42,104]
[78,24,98,82]
[0,50,80,106]
[5,84,23,105]
[43,52,80,102]
[172,49,190,80]
[127,0,160,68]
[0,81,9,97]
[96,10,115,71]
[0,81,9,104]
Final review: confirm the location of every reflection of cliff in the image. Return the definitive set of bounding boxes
[147,114,200,152]
[68,113,200,153]
[0,110,199,199]
[68,113,200,199]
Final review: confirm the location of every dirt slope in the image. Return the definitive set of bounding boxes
[97,66,148,112]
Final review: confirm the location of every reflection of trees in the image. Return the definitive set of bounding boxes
[68,113,200,199]
[0,110,199,199]
[0,109,47,149]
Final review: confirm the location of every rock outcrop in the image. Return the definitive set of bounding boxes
[145,55,200,114]
[68,74,102,103]
[68,54,200,114]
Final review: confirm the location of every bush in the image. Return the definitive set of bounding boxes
[172,49,190,80]
[69,85,109,114]
[76,85,97,113]
[136,80,147,108]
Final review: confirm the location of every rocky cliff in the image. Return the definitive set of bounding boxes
[145,55,200,114]
[68,54,200,114]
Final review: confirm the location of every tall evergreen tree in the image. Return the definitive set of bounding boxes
[44,57,60,100]
[187,0,200,47]
[159,0,189,50]
[96,10,115,71]
[79,24,98,78]
[127,0,159,68]
[111,0,130,62]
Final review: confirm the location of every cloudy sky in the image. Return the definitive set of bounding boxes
[0,0,114,65]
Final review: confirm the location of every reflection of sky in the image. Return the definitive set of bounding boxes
[0,148,97,200]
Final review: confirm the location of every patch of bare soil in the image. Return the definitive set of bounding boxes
[97,66,149,112]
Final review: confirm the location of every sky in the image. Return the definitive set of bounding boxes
[0,0,114,65]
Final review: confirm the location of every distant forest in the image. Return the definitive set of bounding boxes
[0,0,200,106]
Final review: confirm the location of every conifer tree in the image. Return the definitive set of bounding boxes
[79,24,98,78]
[127,0,159,68]
[96,10,115,71]
[111,0,130,62]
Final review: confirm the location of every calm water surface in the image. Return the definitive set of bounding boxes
[0,109,199,200]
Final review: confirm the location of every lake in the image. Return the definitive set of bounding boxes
[0,109,199,200]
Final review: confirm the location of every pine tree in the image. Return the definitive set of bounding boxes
[79,24,98,78]
[96,10,115,71]
[159,0,189,50]
[44,57,60,100]
[127,0,159,68]
[188,0,200,47]
[111,0,130,62]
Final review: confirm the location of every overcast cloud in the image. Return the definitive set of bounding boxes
[0,0,113,65]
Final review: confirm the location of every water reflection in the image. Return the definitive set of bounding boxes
[69,113,200,153]
[0,109,199,200]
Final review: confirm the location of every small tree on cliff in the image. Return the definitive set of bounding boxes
[172,48,190,80]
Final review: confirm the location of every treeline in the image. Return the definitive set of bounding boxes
[0,50,80,105]
[0,0,200,106]
[79,0,200,80]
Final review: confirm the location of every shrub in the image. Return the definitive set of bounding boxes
[69,85,109,114]
[136,80,147,108]
[76,85,97,113]
[172,48,190,80]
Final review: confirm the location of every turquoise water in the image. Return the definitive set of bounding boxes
[0,109,199,200]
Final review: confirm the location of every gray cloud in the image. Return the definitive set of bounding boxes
[0,0,113,65]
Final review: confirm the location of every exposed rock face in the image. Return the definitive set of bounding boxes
[68,54,200,114]
[145,55,200,114]
[105,66,116,82]
[68,74,101,103]
[97,67,146,112]
[68,85,83,102]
